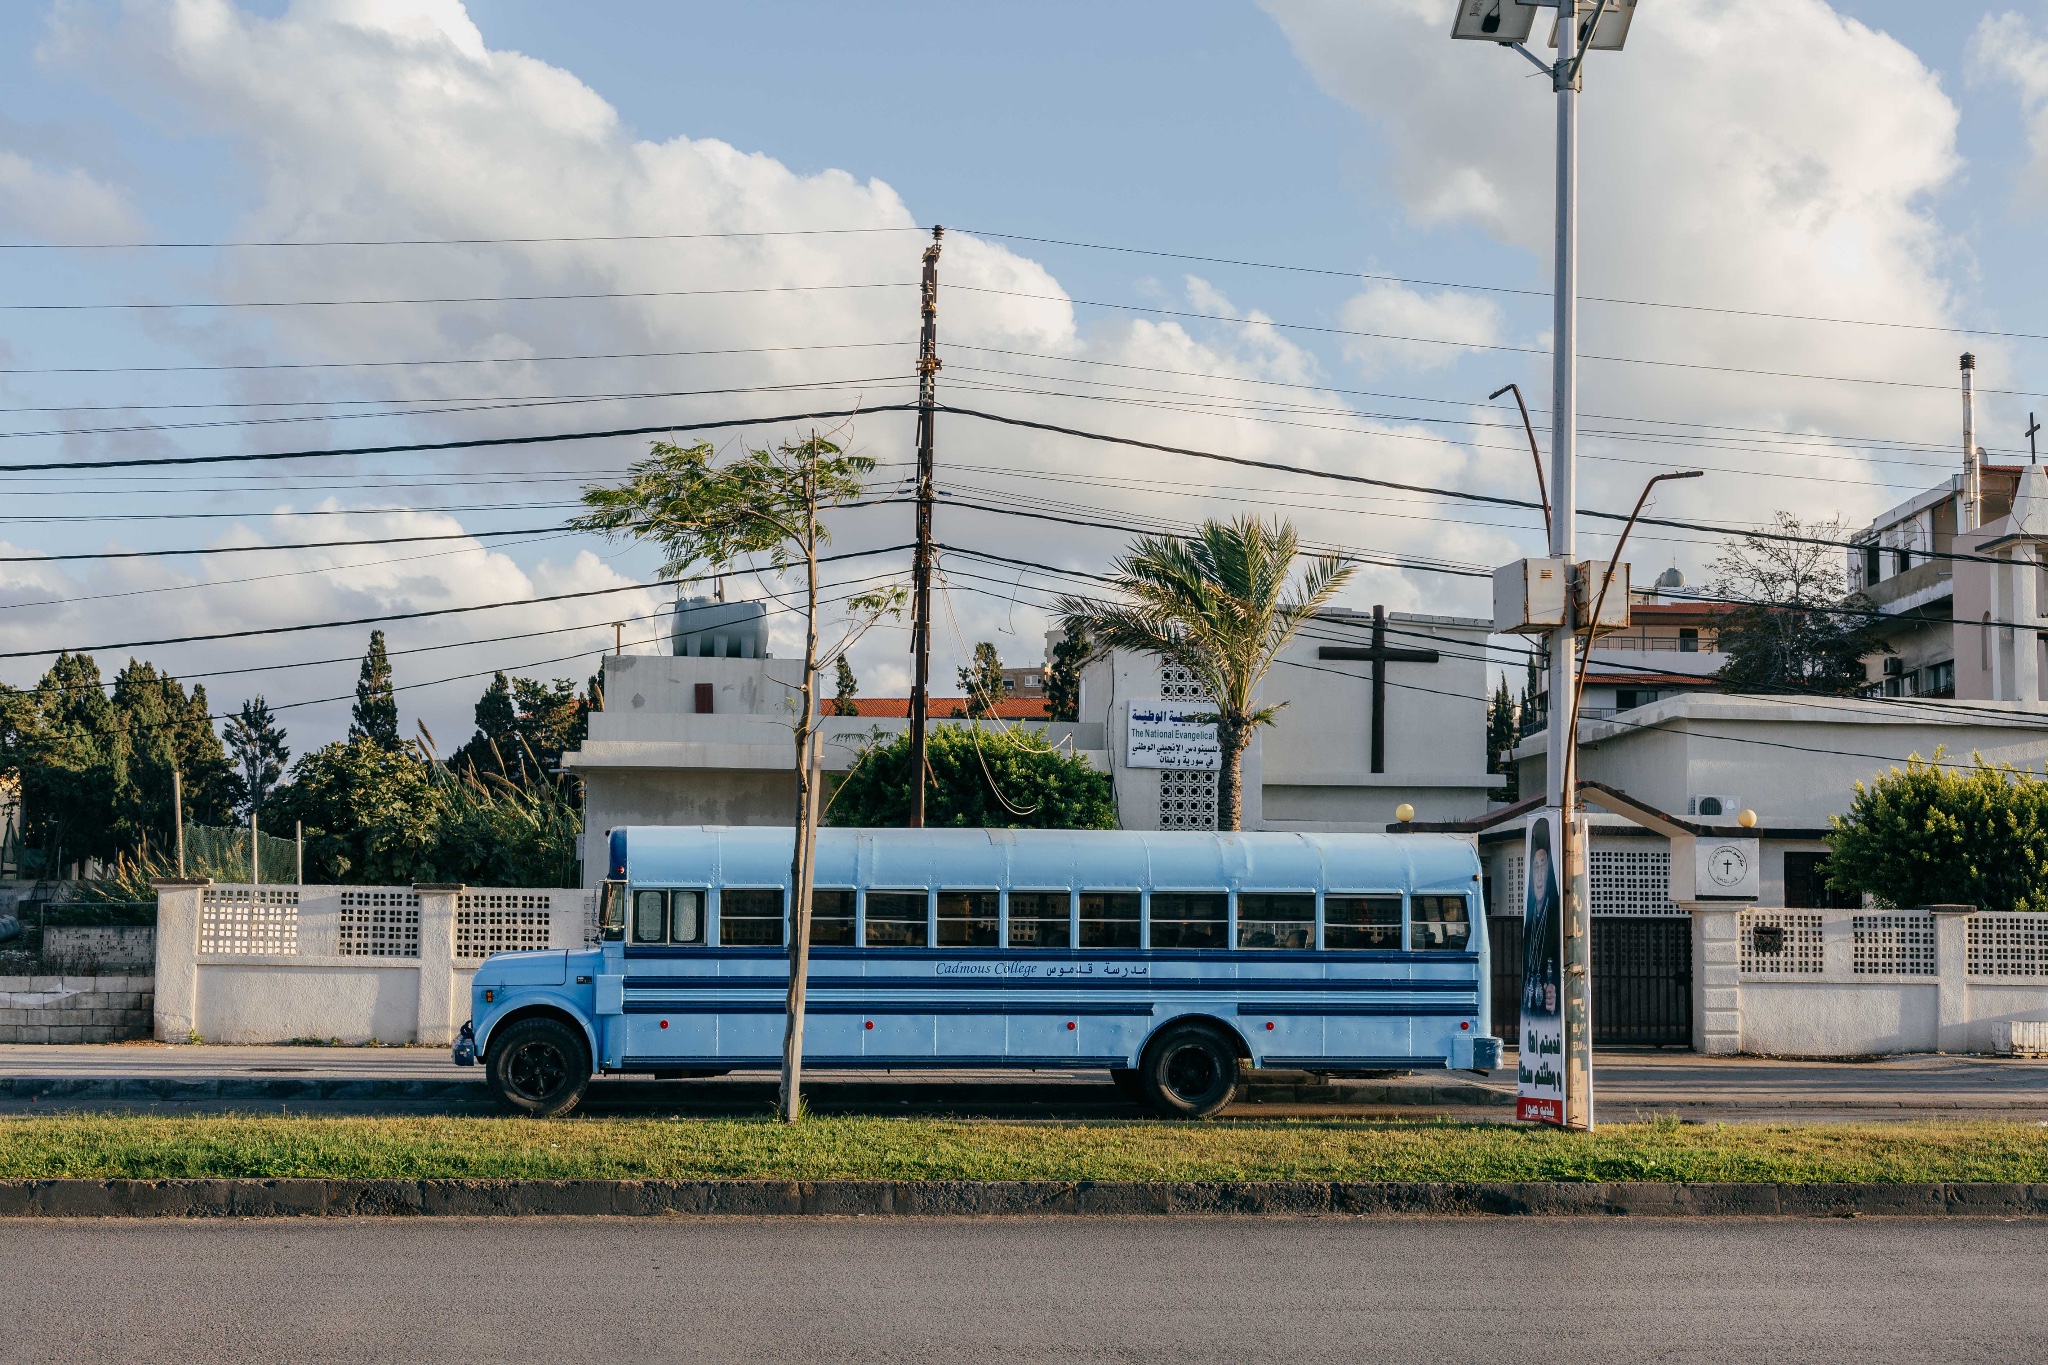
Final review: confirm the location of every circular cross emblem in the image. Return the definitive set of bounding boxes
[1707,844,1749,888]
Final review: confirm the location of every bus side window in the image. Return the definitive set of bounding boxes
[938,891,999,948]
[670,890,704,945]
[1009,891,1071,949]
[866,891,929,948]
[1078,892,1140,949]
[810,889,857,946]
[631,890,667,945]
[1411,895,1470,951]
[1150,893,1227,950]
[1237,893,1314,949]
[1324,896,1402,950]
[721,888,784,947]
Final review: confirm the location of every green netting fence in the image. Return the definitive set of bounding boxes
[179,823,302,885]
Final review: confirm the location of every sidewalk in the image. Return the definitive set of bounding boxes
[3,1044,2046,1120]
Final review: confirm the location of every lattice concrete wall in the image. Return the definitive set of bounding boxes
[1738,910,1824,975]
[1853,913,1936,976]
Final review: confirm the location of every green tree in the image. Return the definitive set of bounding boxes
[462,671,518,770]
[1713,512,1885,696]
[1054,516,1352,831]
[573,431,902,1122]
[349,630,400,746]
[1487,675,1520,805]
[0,654,232,871]
[223,696,290,824]
[828,725,1116,830]
[1044,626,1091,723]
[830,656,860,716]
[1517,651,1544,741]
[957,641,1010,719]
[271,739,441,884]
[1826,752,2048,912]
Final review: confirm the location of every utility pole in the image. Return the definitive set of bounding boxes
[907,225,944,828]
[1456,0,1634,1134]
[172,769,185,878]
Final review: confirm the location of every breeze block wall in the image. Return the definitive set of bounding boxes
[0,975,155,1043]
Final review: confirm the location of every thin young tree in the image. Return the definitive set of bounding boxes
[573,431,900,1122]
[1055,516,1352,830]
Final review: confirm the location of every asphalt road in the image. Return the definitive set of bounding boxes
[2,1216,2043,1363]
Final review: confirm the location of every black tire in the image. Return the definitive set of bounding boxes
[1139,1023,1240,1119]
[1108,1068,1144,1103]
[486,1016,591,1118]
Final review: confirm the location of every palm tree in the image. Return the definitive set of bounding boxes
[1056,517,1353,831]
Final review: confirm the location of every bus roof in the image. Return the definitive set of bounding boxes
[609,826,1479,896]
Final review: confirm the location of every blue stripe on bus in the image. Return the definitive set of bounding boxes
[620,946,1479,964]
[619,1056,1133,1070]
[1234,1003,1472,1016]
[621,976,1477,992]
[621,1001,1156,1016]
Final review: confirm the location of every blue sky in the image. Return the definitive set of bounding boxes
[1,0,2046,748]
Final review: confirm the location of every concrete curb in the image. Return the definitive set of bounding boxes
[0,1178,2044,1218]
[0,1076,1515,1108]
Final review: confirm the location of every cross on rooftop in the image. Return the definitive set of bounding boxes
[1314,604,1441,775]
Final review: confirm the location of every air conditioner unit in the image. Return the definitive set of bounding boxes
[1689,795,1740,819]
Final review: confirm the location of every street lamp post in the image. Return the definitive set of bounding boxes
[1454,0,1637,1132]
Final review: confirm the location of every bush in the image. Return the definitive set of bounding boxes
[1827,751,2048,912]
[827,725,1117,830]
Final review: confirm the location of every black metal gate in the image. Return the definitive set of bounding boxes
[1489,915,1692,1048]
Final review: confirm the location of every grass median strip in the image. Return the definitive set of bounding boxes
[3,1114,2048,1184]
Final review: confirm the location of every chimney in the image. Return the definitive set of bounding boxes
[1962,353,1980,531]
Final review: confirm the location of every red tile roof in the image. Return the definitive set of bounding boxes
[820,696,1052,719]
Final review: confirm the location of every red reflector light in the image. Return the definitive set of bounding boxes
[659,1020,669,1030]
[1460,1021,1471,1030]
[1066,1021,1076,1031]
[1265,1022,1275,1031]
[864,1021,874,1030]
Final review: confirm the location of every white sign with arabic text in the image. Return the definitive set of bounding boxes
[1124,699,1221,770]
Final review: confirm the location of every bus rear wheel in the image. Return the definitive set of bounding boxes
[1140,1024,1239,1119]
[486,1017,591,1118]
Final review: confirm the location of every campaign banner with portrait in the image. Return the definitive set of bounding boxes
[1517,809,1566,1125]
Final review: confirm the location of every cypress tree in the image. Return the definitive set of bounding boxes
[349,630,399,747]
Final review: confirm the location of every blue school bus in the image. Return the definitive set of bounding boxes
[457,825,1496,1117]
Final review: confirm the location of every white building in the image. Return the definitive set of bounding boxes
[561,601,1502,885]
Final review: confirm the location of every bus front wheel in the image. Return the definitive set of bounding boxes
[1139,1024,1239,1119]
[486,1017,591,1118]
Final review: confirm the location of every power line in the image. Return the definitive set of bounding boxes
[0,226,923,250]
[0,339,910,379]
[0,402,917,475]
[956,226,2048,347]
[0,280,913,313]
[0,543,914,661]
[947,283,2048,399]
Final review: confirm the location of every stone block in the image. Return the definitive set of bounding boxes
[1702,989,1739,1012]
[0,1009,25,1026]
[45,1026,84,1043]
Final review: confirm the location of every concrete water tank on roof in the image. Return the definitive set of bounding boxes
[671,597,769,659]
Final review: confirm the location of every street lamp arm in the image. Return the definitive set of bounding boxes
[1563,0,1613,87]
[1565,469,1706,754]
[1489,382,1553,540]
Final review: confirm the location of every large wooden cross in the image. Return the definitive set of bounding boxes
[1316,604,1440,774]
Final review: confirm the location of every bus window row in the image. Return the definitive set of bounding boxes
[623,887,1470,952]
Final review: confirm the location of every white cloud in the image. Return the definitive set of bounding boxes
[1262,0,1973,530]
[1972,12,2048,194]
[0,150,143,242]
[1339,284,1503,374]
